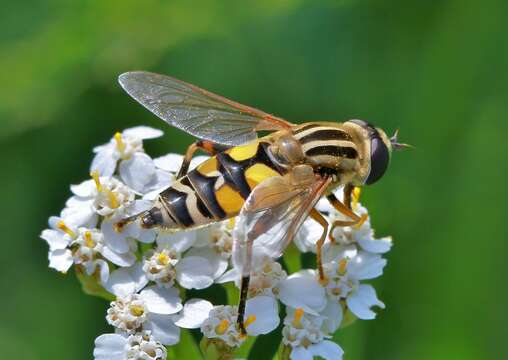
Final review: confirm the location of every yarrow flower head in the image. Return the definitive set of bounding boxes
[42,127,395,359]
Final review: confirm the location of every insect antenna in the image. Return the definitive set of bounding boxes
[390,129,413,150]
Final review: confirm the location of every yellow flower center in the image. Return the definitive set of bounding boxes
[215,319,229,335]
[157,252,170,266]
[57,220,76,238]
[129,304,145,317]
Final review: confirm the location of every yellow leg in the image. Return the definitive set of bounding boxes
[310,208,329,285]
[326,193,368,242]
[176,140,228,178]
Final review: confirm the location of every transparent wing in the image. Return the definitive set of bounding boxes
[118,71,293,146]
[232,167,332,276]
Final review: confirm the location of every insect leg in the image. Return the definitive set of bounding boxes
[176,140,229,178]
[237,275,250,335]
[309,208,329,284]
[326,193,368,241]
[343,183,354,209]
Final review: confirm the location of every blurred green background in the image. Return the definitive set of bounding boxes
[1,0,507,359]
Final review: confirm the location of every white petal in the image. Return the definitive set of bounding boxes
[119,153,156,193]
[41,229,69,250]
[321,300,343,333]
[176,256,214,290]
[347,252,386,280]
[186,247,228,280]
[144,313,180,345]
[94,259,110,284]
[70,179,96,197]
[142,169,173,194]
[49,249,73,272]
[308,340,344,360]
[279,270,326,315]
[245,296,279,336]
[294,218,322,253]
[101,221,130,254]
[322,243,357,265]
[61,205,98,229]
[358,236,393,254]
[153,153,184,172]
[346,284,385,320]
[104,263,148,297]
[140,286,182,315]
[215,268,240,285]
[93,333,126,360]
[91,146,117,177]
[123,126,163,140]
[101,246,136,267]
[291,346,313,360]
[157,231,197,252]
[173,299,213,329]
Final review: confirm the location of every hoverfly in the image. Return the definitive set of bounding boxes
[117,71,408,334]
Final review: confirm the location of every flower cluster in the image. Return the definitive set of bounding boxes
[41,127,393,359]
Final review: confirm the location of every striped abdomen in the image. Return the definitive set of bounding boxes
[157,140,284,230]
[292,123,359,168]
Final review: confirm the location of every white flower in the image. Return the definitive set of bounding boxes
[279,249,386,333]
[194,219,234,259]
[94,330,167,360]
[72,227,136,283]
[282,307,343,360]
[106,286,182,345]
[139,231,228,290]
[201,296,279,347]
[68,175,137,220]
[217,257,287,299]
[91,126,162,175]
[40,217,135,280]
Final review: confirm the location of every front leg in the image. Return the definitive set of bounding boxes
[326,193,368,241]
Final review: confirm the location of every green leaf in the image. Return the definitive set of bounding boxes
[171,329,202,360]
[74,266,114,301]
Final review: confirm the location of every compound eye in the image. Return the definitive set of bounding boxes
[366,136,390,185]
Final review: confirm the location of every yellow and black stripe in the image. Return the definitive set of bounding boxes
[157,140,285,230]
[293,123,358,166]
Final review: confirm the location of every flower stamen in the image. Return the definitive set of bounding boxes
[338,258,348,276]
[57,220,76,238]
[292,308,304,328]
[90,170,102,192]
[244,314,256,328]
[215,319,229,335]
[114,132,125,152]
[106,189,119,209]
[129,304,145,317]
[352,186,361,209]
[84,230,96,248]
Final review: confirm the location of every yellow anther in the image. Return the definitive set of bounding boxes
[106,190,119,209]
[227,217,235,230]
[338,258,348,276]
[352,187,361,209]
[57,220,76,238]
[215,319,229,335]
[244,314,256,328]
[84,231,96,248]
[114,132,125,152]
[129,304,145,317]
[292,308,304,328]
[157,252,170,266]
[90,170,102,192]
